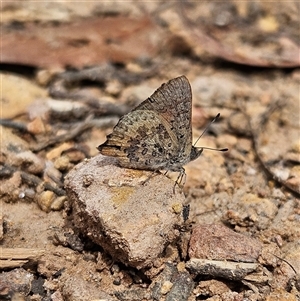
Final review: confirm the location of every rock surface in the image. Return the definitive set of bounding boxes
[187,224,263,280]
[65,154,186,269]
[189,224,262,262]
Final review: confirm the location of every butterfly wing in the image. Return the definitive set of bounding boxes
[134,76,193,156]
[98,76,193,170]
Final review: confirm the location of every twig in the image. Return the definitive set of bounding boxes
[0,247,45,269]
[32,115,94,152]
[1,164,66,196]
[0,119,29,132]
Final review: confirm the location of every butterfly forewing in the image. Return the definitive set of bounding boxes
[134,76,193,153]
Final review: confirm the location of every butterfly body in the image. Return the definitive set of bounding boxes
[98,76,203,174]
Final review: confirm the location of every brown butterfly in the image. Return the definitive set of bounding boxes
[98,76,227,187]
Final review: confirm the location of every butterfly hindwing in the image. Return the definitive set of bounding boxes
[98,76,194,171]
[98,110,178,170]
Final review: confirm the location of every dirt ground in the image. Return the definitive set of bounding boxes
[1,1,299,301]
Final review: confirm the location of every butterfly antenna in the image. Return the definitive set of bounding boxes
[201,146,228,152]
[193,113,228,152]
[193,113,220,146]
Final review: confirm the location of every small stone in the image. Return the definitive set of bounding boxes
[189,224,262,262]
[1,125,29,156]
[265,289,298,301]
[126,62,144,73]
[165,272,194,300]
[65,149,86,163]
[44,161,62,185]
[54,156,71,171]
[65,154,185,269]
[50,196,67,211]
[110,264,120,274]
[161,280,173,294]
[50,290,64,301]
[172,203,183,214]
[195,279,230,296]
[105,79,123,96]
[37,191,56,212]
[258,15,279,32]
[1,73,47,119]
[0,268,34,298]
[0,171,22,203]
[36,69,58,86]
[15,151,45,175]
[18,188,35,200]
[46,142,74,160]
[286,166,300,192]
[60,274,112,301]
[150,263,177,299]
[27,117,47,135]
[47,98,89,120]
[113,276,121,286]
[186,258,258,280]
[177,262,186,272]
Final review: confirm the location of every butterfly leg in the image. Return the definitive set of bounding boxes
[141,170,161,186]
[173,168,186,193]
